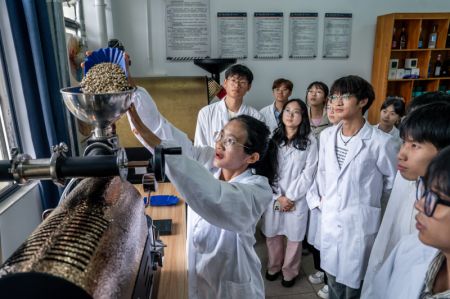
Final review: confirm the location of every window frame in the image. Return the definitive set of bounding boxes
[0,31,21,199]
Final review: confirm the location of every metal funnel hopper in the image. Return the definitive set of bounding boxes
[60,86,135,138]
[193,58,236,84]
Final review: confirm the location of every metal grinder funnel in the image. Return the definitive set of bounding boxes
[60,86,135,139]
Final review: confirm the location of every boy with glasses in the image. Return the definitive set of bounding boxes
[362,101,450,297]
[259,78,293,132]
[363,92,450,294]
[363,146,450,298]
[194,64,263,147]
[319,75,397,298]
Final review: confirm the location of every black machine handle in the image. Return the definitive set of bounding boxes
[58,156,120,178]
[151,146,182,182]
[162,147,182,155]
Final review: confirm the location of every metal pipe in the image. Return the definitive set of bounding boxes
[77,0,87,48]
[16,159,53,180]
[94,0,107,47]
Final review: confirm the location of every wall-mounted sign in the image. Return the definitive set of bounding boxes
[253,12,283,59]
[165,0,210,61]
[289,12,319,59]
[217,12,248,59]
[322,13,352,59]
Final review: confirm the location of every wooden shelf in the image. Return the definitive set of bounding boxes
[391,48,450,52]
[388,77,450,82]
[391,49,432,52]
[369,13,450,124]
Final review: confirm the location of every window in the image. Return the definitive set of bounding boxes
[0,34,20,195]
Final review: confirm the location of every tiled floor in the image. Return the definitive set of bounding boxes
[254,232,324,299]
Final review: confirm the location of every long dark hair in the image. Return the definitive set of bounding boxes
[272,99,311,150]
[230,115,278,189]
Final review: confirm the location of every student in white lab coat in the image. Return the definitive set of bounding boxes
[374,97,405,155]
[306,102,343,299]
[261,99,318,287]
[364,146,450,298]
[128,87,278,299]
[319,76,397,298]
[374,97,405,140]
[362,101,450,296]
[306,81,331,139]
[194,64,263,147]
[259,78,293,133]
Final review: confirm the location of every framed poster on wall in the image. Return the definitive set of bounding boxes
[289,12,318,59]
[322,13,352,58]
[217,12,248,59]
[253,12,283,59]
[165,0,211,60]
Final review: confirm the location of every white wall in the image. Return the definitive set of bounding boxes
[83,0,450,110]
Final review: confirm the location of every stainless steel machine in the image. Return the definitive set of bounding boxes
[0,87,180,298]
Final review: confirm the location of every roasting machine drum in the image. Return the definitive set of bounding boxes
[0,84,179,298]
[0,177,155,299]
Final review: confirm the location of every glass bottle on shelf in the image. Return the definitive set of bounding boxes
[399,26,407,49]
[418,27,424,49]
[434,54,442,77]
[428,61,433,77]
[442,57,450,77]
[428,24,438,49]
[392,27,397,49]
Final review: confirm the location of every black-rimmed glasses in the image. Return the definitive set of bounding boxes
[416,176,450,217]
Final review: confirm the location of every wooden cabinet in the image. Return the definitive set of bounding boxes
[369,13,450,124]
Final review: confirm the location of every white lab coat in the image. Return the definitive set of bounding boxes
[306,126,334,250]
[194,98,263,147]
[375,123,400,139]
[129,87,272,299]
[362,172,417,293]
[374,124,402,154]
[261,135,318,241]
[362,234,438,299]
[259,103,279,133]
[319,121,397,289]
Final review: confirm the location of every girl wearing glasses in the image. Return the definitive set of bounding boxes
[364,146,450,298]
[261,99,318,287]
[306,81,331,139]
[127,87,277,299]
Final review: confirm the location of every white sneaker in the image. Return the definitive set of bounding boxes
[308,271,324,284]
[317,285,329,299]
